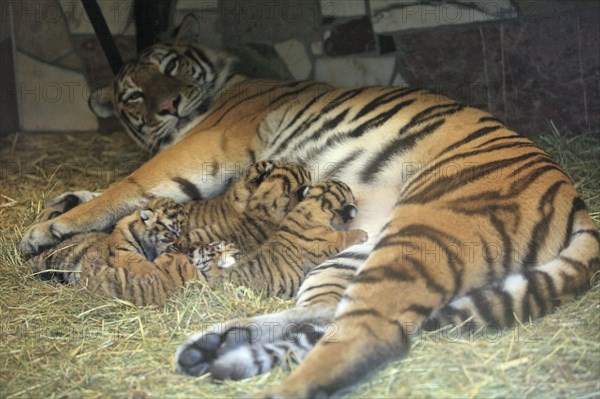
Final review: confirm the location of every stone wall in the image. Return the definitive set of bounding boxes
[2,0,599,137]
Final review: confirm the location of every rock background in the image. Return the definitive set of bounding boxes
[1,0,599,137]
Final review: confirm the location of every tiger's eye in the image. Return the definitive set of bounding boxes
[165,58,178,75]
[126,91,143,102]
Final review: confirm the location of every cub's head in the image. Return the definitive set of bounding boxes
[295,180,359,230]
[132,198,188,260]
[89,15,236,154]
[242,161,313,222]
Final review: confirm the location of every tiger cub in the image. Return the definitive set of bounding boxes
[179,161,312,254]
[190,180,369,298]
[26,198,198,306]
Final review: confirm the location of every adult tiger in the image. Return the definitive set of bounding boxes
[20,15,599,398]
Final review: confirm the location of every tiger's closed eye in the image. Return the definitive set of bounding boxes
[125,91,143,103]
[165,58,179,76]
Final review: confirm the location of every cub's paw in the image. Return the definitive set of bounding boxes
[213,242,240,268]
[188,242,239,284]
[20,220,69,255]
[351,229,369,245]
[188,242,239,270]
[38,191,99,221]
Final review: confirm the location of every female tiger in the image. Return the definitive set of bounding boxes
[26,198,198,306]
[20,15,599,398]
[188,180,368,299]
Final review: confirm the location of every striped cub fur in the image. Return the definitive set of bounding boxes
[189,180,368,298]
[26,198,198,306]
[180,160,312,253]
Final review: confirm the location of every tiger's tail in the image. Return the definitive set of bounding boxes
[423,207,600,332]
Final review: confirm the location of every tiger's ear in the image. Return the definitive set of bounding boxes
[173,14,199,43]
[296,185,311,201]
[140,209,155,226]
[88,84,115,118]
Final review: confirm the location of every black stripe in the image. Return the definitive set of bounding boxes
[562,197,587,250]
[559,255,588,276]
[330,251,368,261]
[278,225,329,243]
[208,82,295,128]
[352,87,421,121]
[404,255,449,297]
[361,119,444,182]
[349,99,416,139]
[471,289,500,327]
[406,304,433,317]
[185,47,213,71]
[522,181,567,267]
[268,82,321,106]
[268,89,365,156]
[289,108,350,153]
[478,116,505,124]
[495,287,515,326]
[509,164,566,196]
[354,265,415,284]
[572,229,600,248]
[436,125,503,157]
[401,143,541,199]
[398,103,463,135]
[306,263,358,276]
[300,282,347,293]
[173,176,202,200]
[279,90,334,133]
[336,308,385,321]
[299,290,343,305]
[403,151,542,205]
[524,270,547,318]
[489,214,513,272]
[314,149,364,178]
[539,270,560,310]
[474,133,523,149]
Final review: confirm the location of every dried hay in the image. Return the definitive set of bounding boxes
[0,129,598,398]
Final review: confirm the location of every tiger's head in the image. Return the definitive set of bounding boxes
[294,180,359,231]
[117,198,188,260]
[89,15,238,154]
[243,161,313,223]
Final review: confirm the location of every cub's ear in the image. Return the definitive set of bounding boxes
[173,14,199,43]
[88,84,115,118]
[296,185,311,201]
[140,209,155,226]
[339,204,358,223]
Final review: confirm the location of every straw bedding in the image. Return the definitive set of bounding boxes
[1,128,598,398]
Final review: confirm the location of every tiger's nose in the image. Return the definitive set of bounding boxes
[158,95,180,116]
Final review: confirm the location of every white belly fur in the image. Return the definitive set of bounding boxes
[348,185,399,241]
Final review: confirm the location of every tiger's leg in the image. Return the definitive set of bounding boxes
[257,202,600,398]
[174,241,374,379]
[20,130,253,255]
[38,191,100,221]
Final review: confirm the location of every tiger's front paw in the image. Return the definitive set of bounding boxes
[38,191,99,222]
[20,220,69,255]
